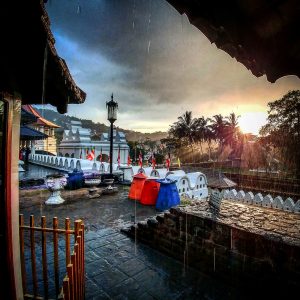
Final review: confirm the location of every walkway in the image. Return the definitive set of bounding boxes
[84,226,241,300]
[19,171,247,299]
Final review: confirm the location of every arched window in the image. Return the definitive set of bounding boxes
[65,153,69,157]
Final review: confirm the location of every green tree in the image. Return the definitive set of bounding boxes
[260,90,300,178]
[225,112,240,147]
[209,114,227,149]
[169,111,198,146]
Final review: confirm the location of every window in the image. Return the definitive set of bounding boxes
[179,189,181,193]
[183,188,185,192]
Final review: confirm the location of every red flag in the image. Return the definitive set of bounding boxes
[166,152,171,170]
[117,146,121,166]
[86,148,89,159]
[138,151,143,168]
[90,146,95,161]
[151,152,156,169]
[127,153,131,166]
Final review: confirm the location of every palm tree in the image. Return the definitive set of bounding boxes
[169,111,200,162]
[193,116,209,156]
[209,114,227,149]
[170,111,198,145]
[225,112,240,148]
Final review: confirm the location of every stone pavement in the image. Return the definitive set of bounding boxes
[84,226,245,300]
[19,168,252,300]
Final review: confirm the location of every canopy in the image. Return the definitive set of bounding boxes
[155,178,180,211]
[128,173,147,201]
[20,126,48,141]
[140,178,160,206]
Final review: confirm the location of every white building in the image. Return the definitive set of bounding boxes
[22,105,60,155]
[58,120,129,164]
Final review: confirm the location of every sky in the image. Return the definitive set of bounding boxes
[46,0,300,134]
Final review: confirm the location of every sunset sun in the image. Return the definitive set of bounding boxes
[238,112,268,135]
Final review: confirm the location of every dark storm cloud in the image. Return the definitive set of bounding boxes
[46,0,300,132]
[47,0,230,106]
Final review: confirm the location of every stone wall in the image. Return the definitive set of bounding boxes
[122,200,300,295]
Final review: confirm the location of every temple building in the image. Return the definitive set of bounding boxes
[58,120,129,164]
[22,105,60,155]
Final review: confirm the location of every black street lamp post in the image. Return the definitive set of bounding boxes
[106,94,118,177]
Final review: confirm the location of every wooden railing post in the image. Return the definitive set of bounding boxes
[30,215,38,297]
[63,277,70,300]
[76,236,82,298]
[65,218,71,267]
[71,253,77,300]
[19,214,26,295]
[41,216,49,299]
[80,223,85,299]
[53,217,60,298]
[67,264,74,300]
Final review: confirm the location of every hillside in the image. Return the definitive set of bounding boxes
[35,107,167,142]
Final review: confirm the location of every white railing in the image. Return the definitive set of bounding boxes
[210,188,300,214]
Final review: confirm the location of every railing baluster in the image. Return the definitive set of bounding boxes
[53,217,60,298]
[19,214,27,295]
[71,253,77,300]
[76,236,82,299]
[75,244,79,300]
[79,226,83,299]
[80,223,85,299]
[74,221,80,300]
[30,215,38,297]
[63,277,70,300]
[65,218,71,268]
[41,216,49,299]
[67,263,74,300]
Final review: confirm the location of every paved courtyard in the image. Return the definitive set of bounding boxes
[19,165,250,299]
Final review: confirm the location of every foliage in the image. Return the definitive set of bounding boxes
[168,111,242,163]
[259,90,300,178]
[179,197,192,206]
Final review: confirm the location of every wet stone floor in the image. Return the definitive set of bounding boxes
[20,165,249,299]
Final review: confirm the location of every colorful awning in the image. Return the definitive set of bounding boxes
[20,126,48,141]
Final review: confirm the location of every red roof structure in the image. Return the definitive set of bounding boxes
[22,105,60,128]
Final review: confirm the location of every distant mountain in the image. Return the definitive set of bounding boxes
[35,107,167,142]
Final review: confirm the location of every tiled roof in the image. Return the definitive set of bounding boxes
[22,105,60,128]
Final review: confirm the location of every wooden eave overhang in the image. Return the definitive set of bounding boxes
[167,0,300,83]
[0,0,86,114]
